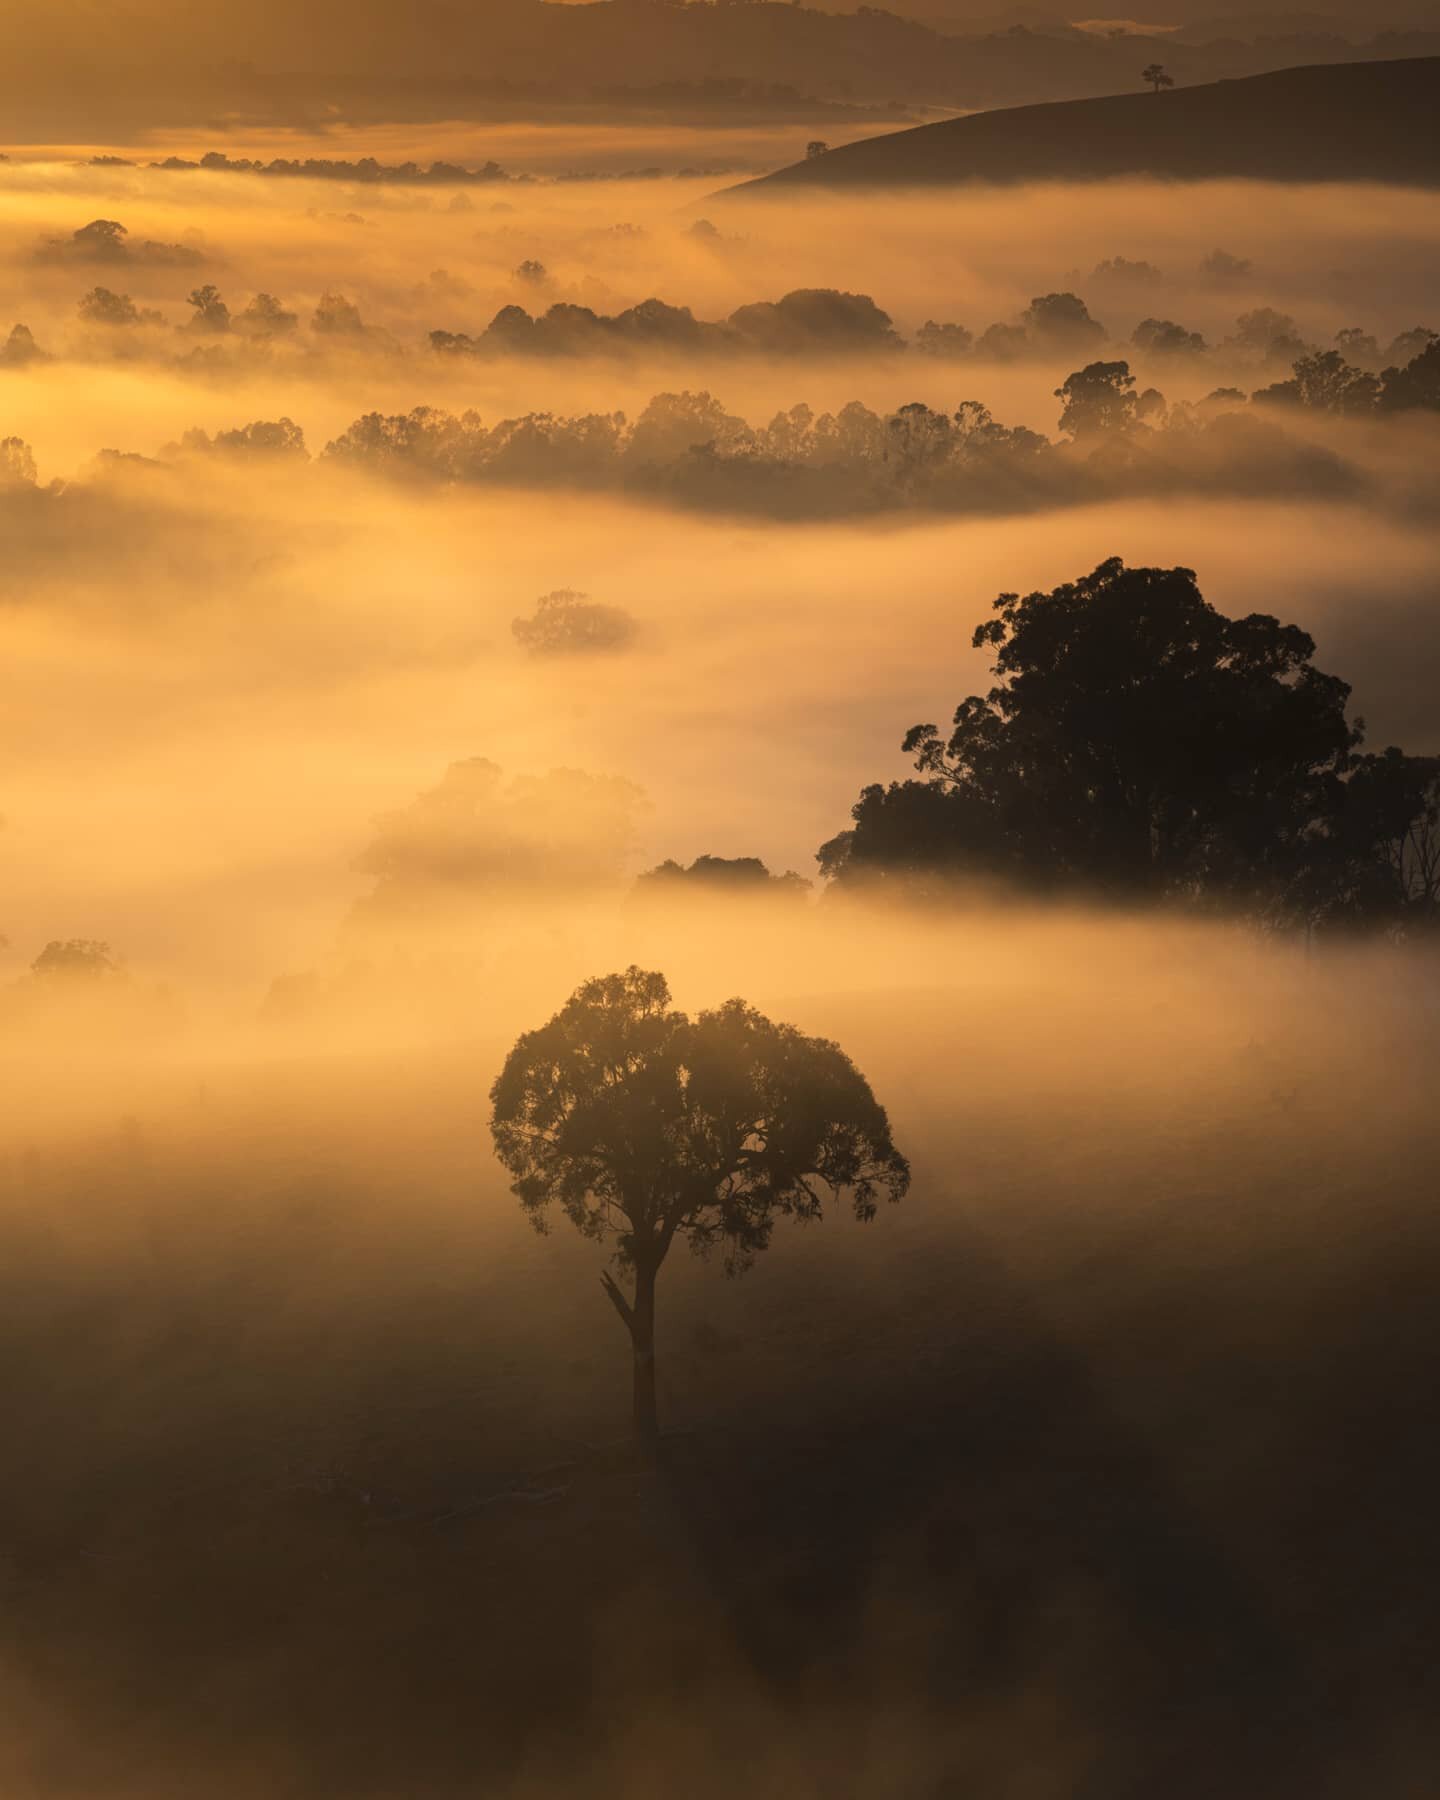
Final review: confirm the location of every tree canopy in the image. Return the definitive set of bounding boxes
[490,967,909,1446]
[819,558,1434,928]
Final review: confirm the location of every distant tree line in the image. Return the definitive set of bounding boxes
[8,245,1438,396]
[145,152,513,185]
[0,374,1421,520]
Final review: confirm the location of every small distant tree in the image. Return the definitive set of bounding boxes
[0,436,37,486]
[632,855,810,899]
[1021,292,1105,349]
[0,323,46,367]
[511,588,638,657]
[1142,63,1174,93]
[806,140,830,160]
[71,219,130,260]
[235,292,299,339]
[1253,348,1379,417]
[31,939,119,979]
[185,283,231,333]
[311,291,365,336]
[490,968,909,1453]
[78,286,142,327]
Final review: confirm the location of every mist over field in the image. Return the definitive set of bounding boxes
[3,45,1440,1800]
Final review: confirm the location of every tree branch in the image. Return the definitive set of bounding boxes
[599,1268,635,1333]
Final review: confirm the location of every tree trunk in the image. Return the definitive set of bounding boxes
[630,1259,659,1456]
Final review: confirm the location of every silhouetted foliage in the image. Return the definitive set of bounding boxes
[168,418,308,460]
[1021,292,1106,350]
[1133,317,1207,356]
[311,292,367,337]
[1253,348,1380,416]
[511,589,638,656]
[490,966,909,1448]
[0,437,38,486]
[1228,307,1311,367]
[1091,255,1162,287]
[38,218,203,268]
[1377,338,1440,414]
[914,320,974,358]
[433,287,902,360]
[314,385,1358,519]
[30,938,119,979]
[152,150,511,185]
[185,284,231,334]
[1199,248,1253,281]
[1142,62,1175,93]
[633,855,810,899]
[234,293,299,339]
[727,287,902,354]
[0,323,46,367]
[820,558,1429,928]
[77,287,160,328]
[1055,360,1137,439]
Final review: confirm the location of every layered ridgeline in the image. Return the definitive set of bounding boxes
[728,57,1440,193]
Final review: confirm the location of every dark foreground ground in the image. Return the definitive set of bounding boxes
[1,979,1437,1798]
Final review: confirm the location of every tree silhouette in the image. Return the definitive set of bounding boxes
[1378,339,1440,413]
[185,284,231,334]
[31,939,119,979]
[77,286,143,327]
[1142,63,1174,93]
[1252,348,1379,416]
[511,589,638,657]
[1055,360,1138,439]
[632,855,810,899]
[490,968,909,1452]
[820,559,1376,919]
[0,436,37,486]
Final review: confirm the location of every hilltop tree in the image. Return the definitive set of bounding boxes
[490,968,909,1452]
[1142,63,1174,93]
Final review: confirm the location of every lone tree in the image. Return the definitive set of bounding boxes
[490,967,909,1452]
[1142,63,1174,93]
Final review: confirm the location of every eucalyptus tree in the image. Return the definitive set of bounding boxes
[490,968,909,1452]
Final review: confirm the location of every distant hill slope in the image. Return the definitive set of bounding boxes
[726,56,1440,193]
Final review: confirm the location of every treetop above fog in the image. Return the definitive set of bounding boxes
[490,966,910,1277]
[822,558,1439,930]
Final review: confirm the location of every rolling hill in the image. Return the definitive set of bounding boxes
[726,55,1440,192]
